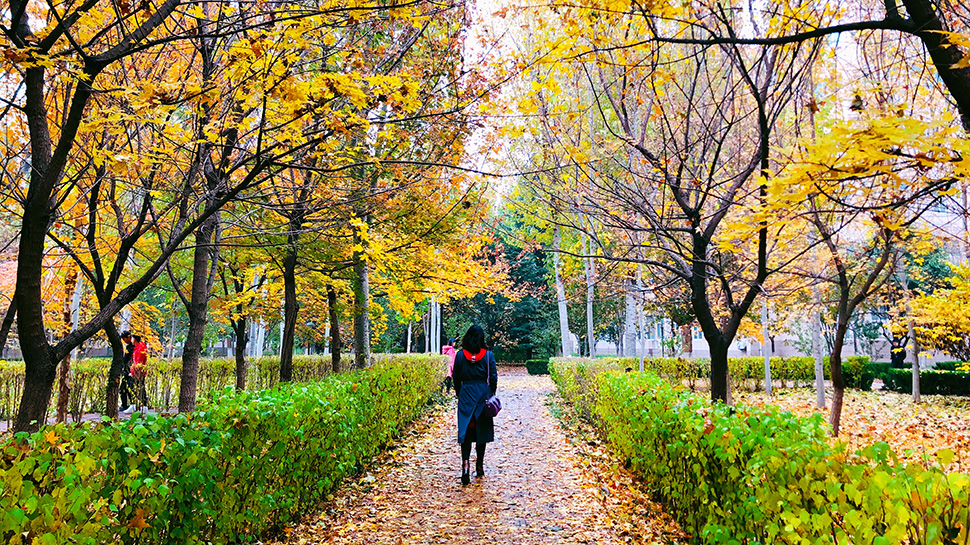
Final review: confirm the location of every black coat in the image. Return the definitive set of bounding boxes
[453,350,498,444]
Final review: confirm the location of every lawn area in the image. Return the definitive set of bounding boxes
[736,388,970,472]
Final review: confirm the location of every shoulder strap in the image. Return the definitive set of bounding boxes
[485,351,493,388]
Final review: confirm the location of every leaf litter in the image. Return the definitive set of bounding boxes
[271,367,685,545]
[736,388,970,472]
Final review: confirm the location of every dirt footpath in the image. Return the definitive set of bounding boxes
[274,367,630,545]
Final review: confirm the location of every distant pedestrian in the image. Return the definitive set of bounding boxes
[119,331,135,413]
[442,337,457,392]
[131,335,149,410]
[453,324,498,486]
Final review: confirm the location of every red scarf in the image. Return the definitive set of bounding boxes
[462,348,487,362]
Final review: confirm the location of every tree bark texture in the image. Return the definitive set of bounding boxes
[624,288,637,357]
[56,267,77,423]
[352,249,371,369]
[680,323,693,357]
[828,328,847,437]
[899,0,970,132]
[232,316,248,391]
[103,320,125,419]
[553,225,572,356]
[0,297,15,356]
[327,284,341,373]
[12,0,181,433]
[178,215,219,413]
[812,290,825,408]
[280,229,300,382]
[761,298,772,396]
[582,229,595,358]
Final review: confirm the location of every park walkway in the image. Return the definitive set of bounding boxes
[273,367,678,545]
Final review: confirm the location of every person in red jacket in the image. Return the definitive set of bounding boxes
[130,335,149,411]
[442,337,457,392]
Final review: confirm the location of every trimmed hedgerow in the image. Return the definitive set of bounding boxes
[0,355,343,421]
[525,359,549,375]
[883,368,970,396]
[0,354,446,544]
[550,359,970,544]
[550,354,878,392]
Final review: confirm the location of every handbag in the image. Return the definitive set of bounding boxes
[482,352,502,418]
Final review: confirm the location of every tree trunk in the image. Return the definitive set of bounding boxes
[0,297,16,356]
[624,288,637,357]
[709,339,729,403]
[13,163,57,432]
[761,298,772,396]
[812,290,825,407]
[167,309,177,361]
[553,225,571,356]
[423,310,430,353]
[55,267,76,423]
[280,232,299,382]
[911,335,921,404]
[232,317,248,391]
[900,0,970,133]
[680,323,693,357]
[637,266,646,372]
[898,261,921,402]
[327,284,341,373]
[104,320,125,420]
[178,215,219,413]
[963,183,970,262]
[55,354,70,423]
[828,328,847,437]
[582,228,595,358]
[352,250,371,369]
[406,321,412,353]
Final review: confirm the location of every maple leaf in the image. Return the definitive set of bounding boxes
[127,509,151,530]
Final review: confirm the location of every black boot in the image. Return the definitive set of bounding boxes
[461,460,470,486]
[476,459,484,478]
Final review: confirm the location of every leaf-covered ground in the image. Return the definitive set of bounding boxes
[736,388,970,471]
[273,367,684,545]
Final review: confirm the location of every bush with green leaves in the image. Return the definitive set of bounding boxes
[525,359,549,375]
[0,355,345,421]
[550,359,970,544]
[550,354,877,393]
[883,368,970,396]
[0,354,445,544]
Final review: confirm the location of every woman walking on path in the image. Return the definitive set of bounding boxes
[452,325,498,486]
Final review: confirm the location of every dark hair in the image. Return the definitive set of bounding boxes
[448,337,456,346]
[461,325,486,353]
[120,330,131,338]
[133,334,142,343]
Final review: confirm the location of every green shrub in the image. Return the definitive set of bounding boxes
[0,354,445,544]
[0,355,346,421]
[525,359,549,375]
[883,368,970,396]
[840,355,876,391]
[934,361,959,371]
[549,354,879,393]
[550,359,970,544]
[869,361,892,382]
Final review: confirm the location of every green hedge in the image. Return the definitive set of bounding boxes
[550,354,876,392]
[883,368,970,396]
[550,359,969,544]
[0,354,446,544]
[0,355,345,422]
[525,359,549,375]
